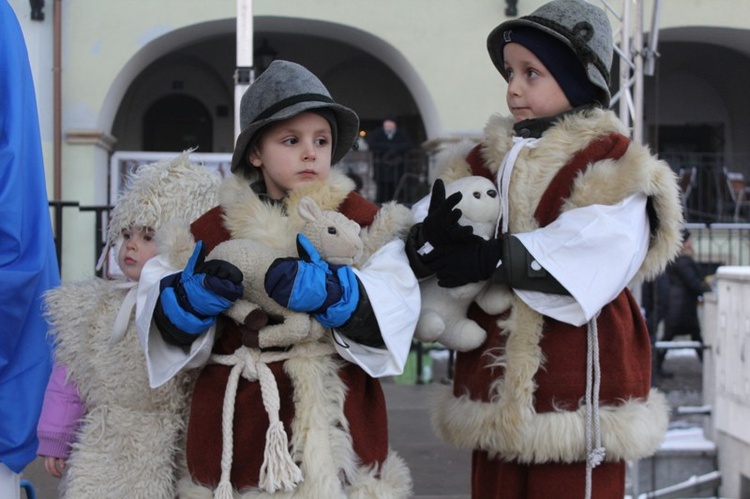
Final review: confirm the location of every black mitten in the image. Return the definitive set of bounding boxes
[418,179,474,253]
[422,235,504,288]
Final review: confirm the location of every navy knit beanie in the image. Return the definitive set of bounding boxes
[501,27,601,108]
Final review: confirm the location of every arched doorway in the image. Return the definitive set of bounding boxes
[108,17,437,203]
[142,94,213,152]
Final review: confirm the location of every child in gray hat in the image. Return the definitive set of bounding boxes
[406,0,684,497]
[137,60,418,497]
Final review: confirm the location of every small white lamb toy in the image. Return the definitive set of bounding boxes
[415,176,512,351]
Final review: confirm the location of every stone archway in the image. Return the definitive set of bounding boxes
[105,17,438,152]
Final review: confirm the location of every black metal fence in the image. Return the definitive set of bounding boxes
[49,201,112,277]
[661,152,750,223]
[49,149,750,277]
[339,148,430,207]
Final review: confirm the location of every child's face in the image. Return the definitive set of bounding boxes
[249,112,333,200]
[503,42,573,123]
[117,226,158,281]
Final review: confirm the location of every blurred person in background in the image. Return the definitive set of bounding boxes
[369,117,411,203]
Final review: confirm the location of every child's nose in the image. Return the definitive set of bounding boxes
[302,143,316,161]
[508,79,521,96]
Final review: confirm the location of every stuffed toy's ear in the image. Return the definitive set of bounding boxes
[298,196,323,224]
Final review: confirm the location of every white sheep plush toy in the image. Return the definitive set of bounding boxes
[414,176,512,351]
[206,196,364,348]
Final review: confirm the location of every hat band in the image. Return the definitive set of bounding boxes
[254,93,335,122]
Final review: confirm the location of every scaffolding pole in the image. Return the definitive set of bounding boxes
[600,0,661,145]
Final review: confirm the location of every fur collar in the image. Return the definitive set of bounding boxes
[217,168,414,266]
[479,107,629,177]
[433,107,682,281]
[219,168,356,249]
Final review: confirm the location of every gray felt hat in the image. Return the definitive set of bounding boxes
[231,60,360,174]
[487,0,613,107]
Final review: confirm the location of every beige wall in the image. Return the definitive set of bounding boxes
[10,0,750,278]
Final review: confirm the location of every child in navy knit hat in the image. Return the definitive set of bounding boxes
[487,0,615,111]
[406,1,685,497]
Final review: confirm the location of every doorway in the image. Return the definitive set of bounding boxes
[143,94,213,152]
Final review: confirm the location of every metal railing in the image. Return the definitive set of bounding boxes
[342,148,430,206]
[49,151,750,283]
[49,200,112,277]
[661,152,750,223]
[686,222,750,268]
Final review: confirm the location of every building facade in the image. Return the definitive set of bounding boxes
[9,0,750,279]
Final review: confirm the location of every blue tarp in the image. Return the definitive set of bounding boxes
[0,0,61,473]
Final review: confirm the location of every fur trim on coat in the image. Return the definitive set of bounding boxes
[429,108,682,464]
[218,168,413,261]
[176,450,412,498]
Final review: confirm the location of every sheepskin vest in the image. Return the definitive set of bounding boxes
[45,279,191,499]
[180,170,414,498]
[431,108,683,465]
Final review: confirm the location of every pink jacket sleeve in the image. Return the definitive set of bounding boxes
[36,361,85,459]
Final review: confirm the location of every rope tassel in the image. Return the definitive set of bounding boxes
[259,420,303,492]
[214,481,234,499]
[256,361,302,492]
[210,347,304,498]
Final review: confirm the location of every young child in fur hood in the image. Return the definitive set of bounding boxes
[136,60,419,497]
[36,153,220,498]
[407,1,683,497]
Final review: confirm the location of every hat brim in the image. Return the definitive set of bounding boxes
[231,100,360,174]
[488,18,576,76]
[487,19,609,106]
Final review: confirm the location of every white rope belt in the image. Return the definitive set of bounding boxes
[584,312,605,499]
[208,342,335,498]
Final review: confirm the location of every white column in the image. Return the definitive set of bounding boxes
[235,0,254,142]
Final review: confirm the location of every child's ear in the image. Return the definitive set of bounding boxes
[248,147,262,167]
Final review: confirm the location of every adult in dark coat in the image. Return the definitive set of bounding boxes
[368,117,411,203]
[641,273,671,379]
[659,230,711,373]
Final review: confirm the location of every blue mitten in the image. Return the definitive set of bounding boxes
[265,234,360,328]
[157,241,244,337]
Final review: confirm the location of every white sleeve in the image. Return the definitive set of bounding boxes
[135,254,216,388]
[332,239,420,378]
[513,193,650,326]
